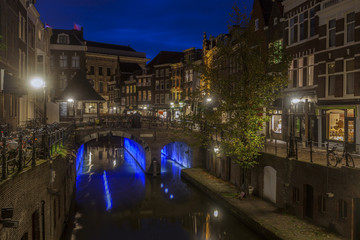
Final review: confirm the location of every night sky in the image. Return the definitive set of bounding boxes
[35,0,254,60]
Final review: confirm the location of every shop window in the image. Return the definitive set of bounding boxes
[271,115,282,133]
[327,109,345,141]
[339,199,347,218]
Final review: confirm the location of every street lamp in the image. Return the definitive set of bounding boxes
[30,77,47,159]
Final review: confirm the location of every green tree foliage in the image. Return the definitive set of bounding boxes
[183,6,290,172]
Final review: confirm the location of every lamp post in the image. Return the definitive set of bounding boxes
[31,77,47,159]
[288,98,300,158]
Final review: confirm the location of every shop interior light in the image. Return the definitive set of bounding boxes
[214,209,219,218]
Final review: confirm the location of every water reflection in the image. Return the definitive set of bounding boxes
[67,139,260,240]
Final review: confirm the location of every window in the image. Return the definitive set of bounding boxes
[292,60,298,87]
[99,82,103,93]
[126,86,129,93]
[138,91,142,101]
[143,90,147,101]
[299,13,305,41]
[71,55,80,68]
[165,93,170,104]
[156,69,159,77]
[160,80,164,90]
[57,34,69,44]
[308,55,314,86]
[310,8,316,37]
[107,68,111,76]
[133,85,136,93]
[160,69,164,76]
[345,59,355,95]
[37,55,44,74]
[339,199,347,218]
[328,19,336,47]
[165,68,169,76]
[148,90,151,100]
[318,196,326,213]
[272,115,282,133]
[155,94,160,104]
[165,79,170,90]
[255,18,259,31]
[156,80,160,90]
[89,66,94,75]
[290,16,298,44]
[98,67,103,75]
[274,17,278,26]
[160,94,165,104]
[293,187,300,202]
[59,74,67,90]
[346,12,355,43]
[130,85,133,93]
[327,63,336,96]
[59,55,67,68]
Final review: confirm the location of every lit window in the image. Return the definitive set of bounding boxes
[328,19,336,47]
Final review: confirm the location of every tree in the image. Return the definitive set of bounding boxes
[182,6,290,196]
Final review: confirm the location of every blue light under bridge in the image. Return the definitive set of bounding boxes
[161,141,192,171]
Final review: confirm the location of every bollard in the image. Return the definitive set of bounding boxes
[153,160,157,177]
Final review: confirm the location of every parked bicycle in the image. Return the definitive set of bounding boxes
[327,144,355,167]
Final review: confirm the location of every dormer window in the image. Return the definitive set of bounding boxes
[57,34,69,44]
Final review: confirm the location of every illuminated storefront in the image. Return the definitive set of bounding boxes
[325,108,355,143]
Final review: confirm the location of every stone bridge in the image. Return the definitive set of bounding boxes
[74,127,205,173]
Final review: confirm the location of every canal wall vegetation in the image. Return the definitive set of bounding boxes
[206,152,360,238]
[0,145,77,240]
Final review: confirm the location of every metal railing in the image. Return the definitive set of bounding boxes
[263,138,359,168]
[0,123,73,181]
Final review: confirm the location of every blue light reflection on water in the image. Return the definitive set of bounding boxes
[124,149,146,187]
[123,138,146,171]
[75,144,84,189]
[102,171,112,211]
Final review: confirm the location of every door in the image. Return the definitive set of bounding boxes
[304,184,314,219]
[263,166,277,203]
[354,198,360,240]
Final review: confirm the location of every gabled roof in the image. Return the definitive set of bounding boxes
[147,51,184,68]
[50,29,84,45]
[58,71,105,102]
[86,41,135,52]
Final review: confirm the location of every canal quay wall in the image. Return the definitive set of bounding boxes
[205,153,360,239]
[0,148,77,240]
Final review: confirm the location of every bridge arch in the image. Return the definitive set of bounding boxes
[77,130,152,172]
[161,141,193,169]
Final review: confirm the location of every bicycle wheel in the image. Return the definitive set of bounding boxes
[327,152,338,167]
[346,154,355,168]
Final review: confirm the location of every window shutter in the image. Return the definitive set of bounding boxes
[317,77,325,98]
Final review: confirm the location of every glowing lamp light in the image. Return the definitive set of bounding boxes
[113,160,116,167]
[67,98,74,103]
[291,98,301,104]
[113,107,117,110]
[170,194,174,199]
[170,102,174,106]
[165,188,168,194]
[30,77,45,89]
[160,183,164,188]
[214,147,220,153]
[206,97,212,102]
[144,106,147,110]
[214,209,219,218]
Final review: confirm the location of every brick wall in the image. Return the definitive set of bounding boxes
[0,153,76,240]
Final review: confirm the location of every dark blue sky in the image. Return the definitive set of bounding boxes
[36,0,254,60]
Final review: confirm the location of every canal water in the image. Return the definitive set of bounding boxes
[66,139,261,240]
